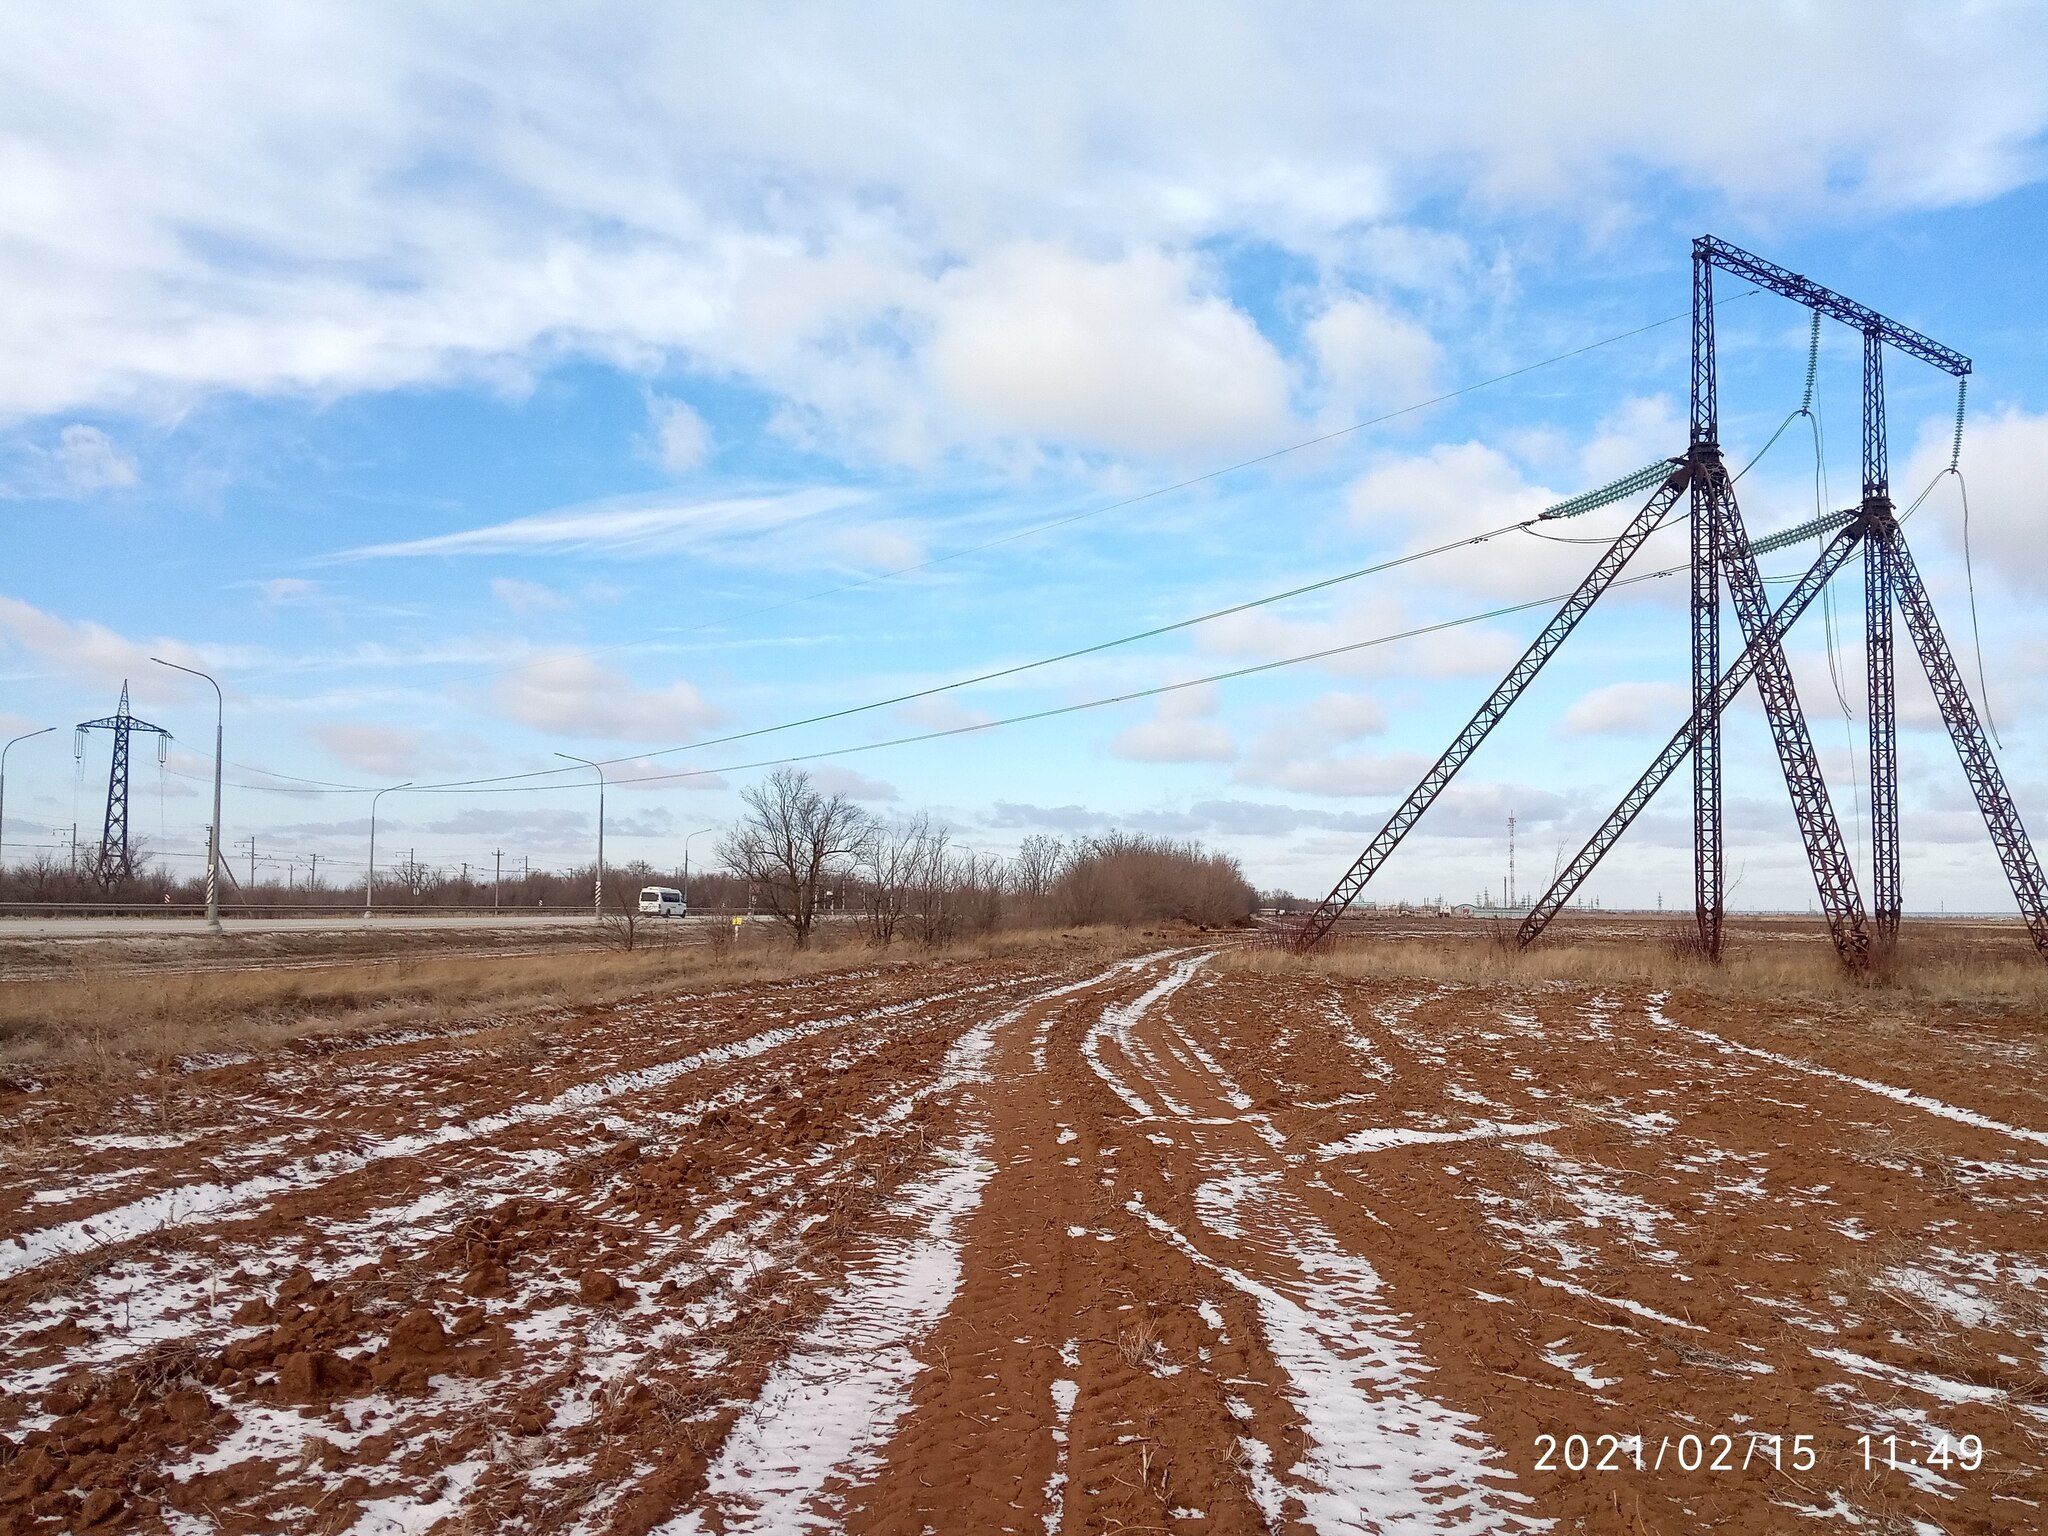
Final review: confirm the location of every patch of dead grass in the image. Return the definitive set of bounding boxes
[0,924,1145,1072]
[1225,922,2048,1010]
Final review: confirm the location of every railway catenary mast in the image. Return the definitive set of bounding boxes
[1287,236,2048,964]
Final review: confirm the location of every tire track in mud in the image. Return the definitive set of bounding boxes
[819,950,1543,1535]
[0,950,1137,1532]
[0,970,1051,1281]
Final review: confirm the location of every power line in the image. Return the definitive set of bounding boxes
[151,294,1769,801]
[641,302,1727,642]
[420,553,1745,796]
[165,511,1555,798]
[402,514,1551,793]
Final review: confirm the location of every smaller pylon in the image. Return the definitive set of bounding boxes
[75,681,171,887]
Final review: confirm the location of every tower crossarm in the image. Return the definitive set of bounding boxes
[1518,516,1864,948]
[1886,532,2048,956]
[1287,461,1689,951]
[1695,236,1971,378]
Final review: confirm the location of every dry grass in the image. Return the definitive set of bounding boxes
[1226,920,2048,1009]
[0,924,1143,1072]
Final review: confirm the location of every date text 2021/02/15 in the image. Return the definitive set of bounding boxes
[1533,1431,1986,1476]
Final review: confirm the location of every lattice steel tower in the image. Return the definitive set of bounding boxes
[75,681,171,887]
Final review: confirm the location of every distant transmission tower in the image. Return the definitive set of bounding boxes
[75,681,171,888]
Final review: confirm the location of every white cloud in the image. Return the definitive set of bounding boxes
[54,424,136,491]
[339,487,866,562]
[894,696,996,733]
[1111,686,1237,763]
[1340,431,1697,605]
[1307,295,1437,415]
[1235,747,1432,798]
[256,577,320,606]
[1198,586,1527,682]
[1562,680,1689,735]
[809,767,899,802]
[1905,406,2048,596]
[1300,690,1387,742]
[648,396,710,473]
[928,244,1292,459]
[493,649,725,742]
[0,594,209,691]
[314,722,425,778]
[0,5,2041,462]
[1577,397,1684,484]
[491,577,571,614]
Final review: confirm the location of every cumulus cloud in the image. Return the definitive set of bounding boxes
[928,244,1291,459]
[648,396,711,473]
[493,650,725,741]
[1562,680,1689,735]
[1307,295,1438,415]
[1235,747,1434,798]
[491,577,571,615]
[809,766,899,802]
[0,6,2042,464]
[256,577,320,606]
[984,801,1113,833]
[0,595,209,691]
[313,722,427,778]
[1904,405,2048,595]
[54,425,136,491]
[1111,685,1237,763]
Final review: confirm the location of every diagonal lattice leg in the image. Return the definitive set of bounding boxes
[1887,532,2048,958]
[1287,465,1691,950]
[1712,465,1870,966]
[1519,520,1865,949]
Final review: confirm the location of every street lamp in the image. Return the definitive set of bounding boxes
[151,657,224,935]
[555,753,606,919]
[363,782,414,919]
[0,727,55,885]
[682,824,716,910]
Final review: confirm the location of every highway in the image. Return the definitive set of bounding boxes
[0,912,710,939]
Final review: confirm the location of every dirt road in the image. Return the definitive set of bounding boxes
[2,943,2044,1532]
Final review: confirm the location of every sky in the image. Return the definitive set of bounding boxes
[4,2,2048,913]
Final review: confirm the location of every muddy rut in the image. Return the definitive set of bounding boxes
[2,944,2045,1533]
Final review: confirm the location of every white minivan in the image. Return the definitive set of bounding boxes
[638,887,687,916]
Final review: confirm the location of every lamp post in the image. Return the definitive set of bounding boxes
[363,782,413,919]
[149,663,225,937]
[555,753,606,919]
[0,727,55,885]
[682,824,716,910]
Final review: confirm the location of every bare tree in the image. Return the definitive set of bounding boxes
[1009,834,1065,926]
[855,814,925,947]
[903,821,955,946]
[718,767,870,948]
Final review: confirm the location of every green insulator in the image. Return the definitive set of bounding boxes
[1540,460,1674,521]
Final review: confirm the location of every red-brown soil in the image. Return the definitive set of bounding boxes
[2,940,2044,1533]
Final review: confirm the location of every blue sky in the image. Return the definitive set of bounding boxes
[4,3,2048,911]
